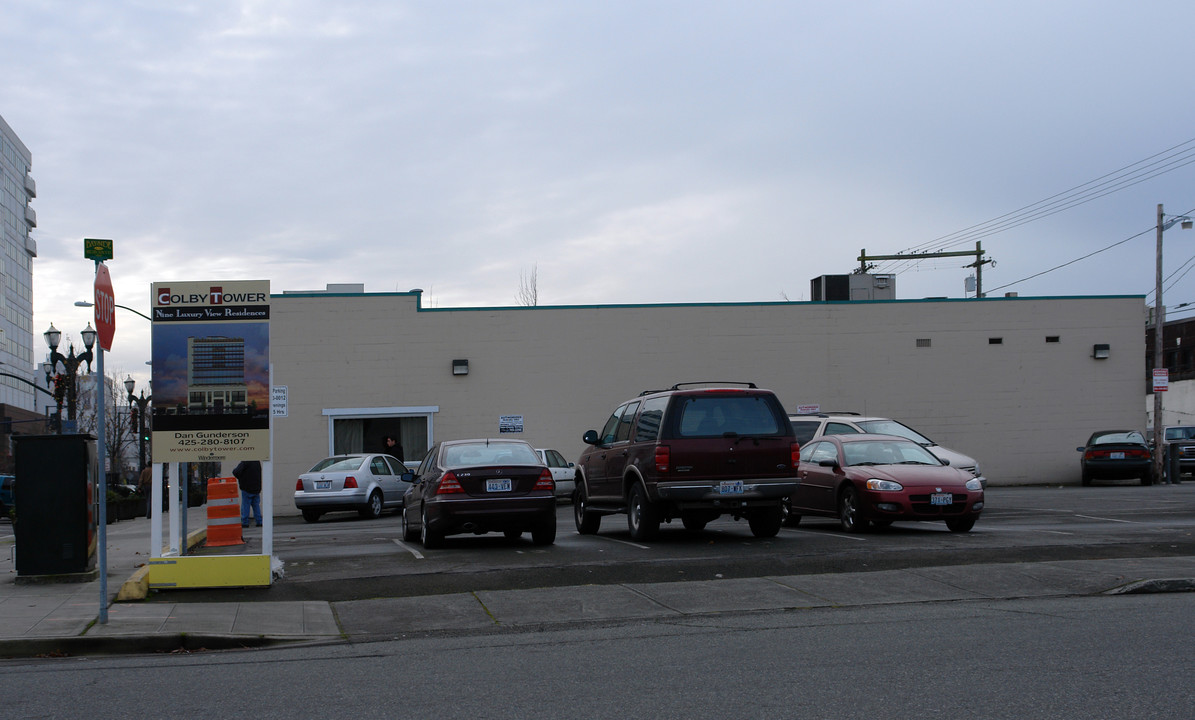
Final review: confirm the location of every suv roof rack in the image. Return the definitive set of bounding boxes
[639,381,758,396]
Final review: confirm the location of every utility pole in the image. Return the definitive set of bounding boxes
[1154,203,1165,484]
[857,242,993,297]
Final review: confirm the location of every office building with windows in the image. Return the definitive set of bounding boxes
[0,114,39,410]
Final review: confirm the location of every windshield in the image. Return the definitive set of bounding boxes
[1165,427,1195,441]
[443,442,540,468]
[1092,431,1146,445]
[842,440,941,467]
[309,456,367,473]
[676,395,782,437]
[856,419,933,445]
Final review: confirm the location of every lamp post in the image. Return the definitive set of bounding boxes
[124,376,151,473]
[43,323,96,432]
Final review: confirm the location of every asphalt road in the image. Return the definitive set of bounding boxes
[156,483,1195,603]
[3,593,1191,719]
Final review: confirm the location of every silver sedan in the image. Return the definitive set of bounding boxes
[294,453,412,522]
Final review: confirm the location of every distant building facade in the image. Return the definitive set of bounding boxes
[0,114,38,413]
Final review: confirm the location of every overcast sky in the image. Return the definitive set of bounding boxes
[6,1,1195,385]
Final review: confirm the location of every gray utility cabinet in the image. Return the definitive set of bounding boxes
[13,434,98,577]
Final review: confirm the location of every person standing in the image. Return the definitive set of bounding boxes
[139,465,154,519]
[383,434,405,462]
[232,460,263,528]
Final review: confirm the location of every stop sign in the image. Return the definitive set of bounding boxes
[94,263,116,351]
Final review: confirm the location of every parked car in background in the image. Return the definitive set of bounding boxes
[1162,425,1195,480]
[402,438,557,548]
[787,434,984,533]
[1077,430,1153,486]
[789,412,986,488]
[575,382,799,540]
[0,474,13,518]
[294,453,412,522]
[536,448,575,499]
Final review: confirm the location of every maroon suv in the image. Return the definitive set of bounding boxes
[574,382,800,540]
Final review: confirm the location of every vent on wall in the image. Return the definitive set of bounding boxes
[916,338,931,348]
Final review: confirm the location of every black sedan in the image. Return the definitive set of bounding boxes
[1077,430,1153,486]
[401,438,557,548]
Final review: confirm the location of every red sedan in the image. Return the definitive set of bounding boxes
[784,434,984,533]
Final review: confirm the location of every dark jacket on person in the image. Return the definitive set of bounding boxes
[232,460,263,494]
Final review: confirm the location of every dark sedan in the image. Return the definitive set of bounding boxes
[1078,430,1153,486]
[401,438,557,548]
[784,434,984,533]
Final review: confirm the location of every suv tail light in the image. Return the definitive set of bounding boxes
[437,471,464,495]
[533,468,555,492]
[791,442,800,468]
[344,476,358,489]
[655,446,670,473]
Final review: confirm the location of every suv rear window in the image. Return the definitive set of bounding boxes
[674,394,783,437]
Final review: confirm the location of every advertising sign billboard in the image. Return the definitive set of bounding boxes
[150,280,271,463]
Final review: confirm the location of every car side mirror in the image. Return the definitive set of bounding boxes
[582,430,600,445]
[568,462,575,468]
[1076,447,1085,453]
[940,458,950,466]
[818,459,839,469]
[401,471,414,483]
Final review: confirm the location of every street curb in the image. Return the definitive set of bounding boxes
[114,528,208,602]
[0,633,312,659]
[1105,578,1195,595]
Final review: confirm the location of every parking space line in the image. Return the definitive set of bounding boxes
[392,539,425,559]
[595,535,651,549]
[1073,514,1138,524]
[781,527,868,541]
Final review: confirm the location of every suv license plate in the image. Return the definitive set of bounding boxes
[930,493,953,506]
[487,479,512,493]
[315,481,331,490]
[719,481,744,495]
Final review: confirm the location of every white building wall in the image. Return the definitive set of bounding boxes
[267,291,1145,514]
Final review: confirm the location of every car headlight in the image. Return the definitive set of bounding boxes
[866,478,903,492]
[965,478,983,492]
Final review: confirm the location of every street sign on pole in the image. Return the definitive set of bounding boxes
[94,263,116,352]
[1153,368,1169,393]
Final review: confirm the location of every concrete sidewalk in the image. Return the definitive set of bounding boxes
[3,513,1194,658]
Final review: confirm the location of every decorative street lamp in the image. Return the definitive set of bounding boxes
[124,375,152,473]
[44,322,97,433]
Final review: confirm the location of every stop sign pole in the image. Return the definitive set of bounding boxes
[93,262,115,624]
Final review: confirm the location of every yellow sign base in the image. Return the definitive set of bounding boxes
[148,554,272,589]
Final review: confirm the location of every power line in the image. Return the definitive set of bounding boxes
[873,137,1195,276]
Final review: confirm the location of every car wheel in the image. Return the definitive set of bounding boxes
[420,506,443,549]
[1081,469,1092,486]
[531,512,556,545]
[1140,470,1154,486]
[301,509,322,523]
[574,484,601,535]
[838,485,869,533]
[359,490,384,519]
[627,483,659,541]
[748,505,782,538]
[946,516,976,533]
[781,496,797,527]
[401,508,418,542]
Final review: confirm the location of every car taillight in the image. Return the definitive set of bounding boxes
[344,476,358,489]
[437,471,464,495]
[791,442,800,468]
[295,479,303,491]
[533,468,555,491]
[655,446,670,473]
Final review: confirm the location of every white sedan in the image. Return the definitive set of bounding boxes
[536,448,576,499]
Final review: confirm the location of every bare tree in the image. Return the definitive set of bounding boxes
[516,264,539,307]
[75,370,138,481]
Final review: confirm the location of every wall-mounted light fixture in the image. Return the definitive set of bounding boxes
[452,359,469,376]
[1093,344,1110,360]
